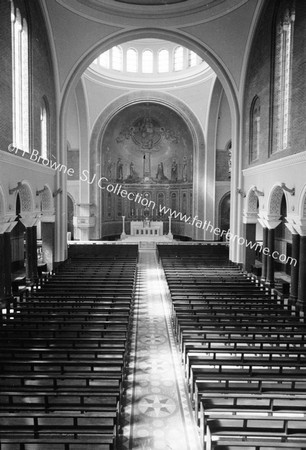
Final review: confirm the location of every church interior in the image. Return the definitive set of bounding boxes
[1,0,306,449]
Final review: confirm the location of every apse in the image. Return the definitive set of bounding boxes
[99,102,194,238]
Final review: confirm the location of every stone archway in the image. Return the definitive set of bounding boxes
[57,28,240,261]
[18,182,34,214]
[91,98,198,240]
[268,184,285,217]
[41,185,54,213]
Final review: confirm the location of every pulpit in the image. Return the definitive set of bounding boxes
[130,220,163,237]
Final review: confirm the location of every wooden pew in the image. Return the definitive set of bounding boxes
[185,346,306,380]
[0,373,122,390]
[0,388,120,412]
[0,411,117,439]
[205,416,306,450]
[0,435,115,449]
[198,391,306,442]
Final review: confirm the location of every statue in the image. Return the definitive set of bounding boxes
[182,155,188,181]
[140,117,154,149]
[156,162,168,182]
[130,161,136,177]
[126,160,139,182]
[107,158,113,180]
[171,159,178,182]
[116,157,123,181]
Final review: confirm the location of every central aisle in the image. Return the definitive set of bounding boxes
[123,248,201,450]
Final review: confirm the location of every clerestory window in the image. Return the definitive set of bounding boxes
[11,1,29,152]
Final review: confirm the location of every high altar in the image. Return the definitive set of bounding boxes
[130,220,163,236]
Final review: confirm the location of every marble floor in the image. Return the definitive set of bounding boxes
[121,249,201,450]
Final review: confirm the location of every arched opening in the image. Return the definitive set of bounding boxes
[67,195,75,241]
[219,192,230,240]
[275,193,292,276]
[11,193,26,272]
[58,29,240,261]
[97,101,194,240]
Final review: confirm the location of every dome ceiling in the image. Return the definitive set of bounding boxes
[114,0,186,4]
[56,0,249,23]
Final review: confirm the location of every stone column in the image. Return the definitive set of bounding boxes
[243,220,257,273]
[0,234,6,302]
[25,226,38,284]
[32,226,39,283]
[289,232,300,303]
[25,227,33,282]
[4,232,12,298]
[266,228,275,287]
[261,227,268,281]
[41,221,55,272]
[297,235,306,311]
[290,219,306,312]
[258,215,281,287]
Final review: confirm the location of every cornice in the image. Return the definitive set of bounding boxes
[0,151,56,176]
[242,152,306,176]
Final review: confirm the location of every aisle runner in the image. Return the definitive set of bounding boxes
[123,249,200,450]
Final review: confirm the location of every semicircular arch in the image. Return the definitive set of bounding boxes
[18,181,34,214]
[267,184,286,217]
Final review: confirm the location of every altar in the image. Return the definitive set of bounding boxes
[130,220,163,237]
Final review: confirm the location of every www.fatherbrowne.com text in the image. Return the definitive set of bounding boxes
[9,145,297,267]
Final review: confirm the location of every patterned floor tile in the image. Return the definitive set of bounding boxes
[120,249,201,450]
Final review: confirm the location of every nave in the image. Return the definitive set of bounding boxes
[0,244,306,450]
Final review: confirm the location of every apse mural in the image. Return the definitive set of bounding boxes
[101,102,193,185]
[100,102,194,236]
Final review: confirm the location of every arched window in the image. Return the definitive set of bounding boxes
[157,193,165,217]
[126,48,137,72]
[11,3,29,152]
[112,46,123,71]
[107,193,112,218]
[158,49,169,73]
[171,192,177,212]
[174,46,184,71]
[142,50,153,73]
[188,50,197,67]
[99,50,110,69]
[273,3,295,152]
[41,98,49,159]
[226,140,232,178]
[250,96,260,162]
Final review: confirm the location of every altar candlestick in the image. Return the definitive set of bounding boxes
[168,215,173,238]
[121,215,127,239]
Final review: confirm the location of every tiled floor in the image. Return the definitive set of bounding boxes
[121,249,201,450]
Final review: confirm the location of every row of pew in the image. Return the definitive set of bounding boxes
[158,244,306,450]
[0,244,138,450]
